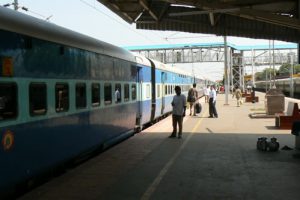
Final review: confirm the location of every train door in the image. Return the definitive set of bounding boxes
[161,72,166,114]
[136,66,143,129]
[149,59,156,122]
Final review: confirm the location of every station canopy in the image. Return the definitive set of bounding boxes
[98,0,300,43]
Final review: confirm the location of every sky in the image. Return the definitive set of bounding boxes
[2,0,296,81]
[4,0,295,48]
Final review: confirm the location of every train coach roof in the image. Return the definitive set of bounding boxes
[149,58,192,77]
[0,7,136,63]
[133,53,152,67]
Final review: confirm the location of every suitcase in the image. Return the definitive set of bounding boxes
[195,102,201,114]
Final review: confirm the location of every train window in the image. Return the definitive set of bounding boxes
[29,83,47,116]
[91,83,100,107]
[59,46,65,55]
[115,83,122,103]
[124,84,129,102]
[131,84,136,101]
[157,85,161,98]
[165,85,168,95]
[146,84,150,99]
[0,83,17,121]
[24,36,32,49]
[104,83,112,105]
[55,83,69,112]
[76,83,86,109]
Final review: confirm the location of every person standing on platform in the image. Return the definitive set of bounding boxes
[209,85,218,118]
[187,83,198,116]
[235,86,242,107]
[204,85,210,103]
[169,86,186,139]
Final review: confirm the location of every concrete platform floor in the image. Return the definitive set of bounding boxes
[19,92,300,200]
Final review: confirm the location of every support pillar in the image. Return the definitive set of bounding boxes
[224,36,229,105]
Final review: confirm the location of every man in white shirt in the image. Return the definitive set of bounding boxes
[209,85,218,118]
[204,85,210,103]
[169,86,186,139]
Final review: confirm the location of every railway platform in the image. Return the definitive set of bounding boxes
[19,92,300,200]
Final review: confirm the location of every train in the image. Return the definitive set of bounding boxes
[0,7,210,197]
[255,77,300,98]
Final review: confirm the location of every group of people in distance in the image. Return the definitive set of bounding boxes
[168,83,218,139]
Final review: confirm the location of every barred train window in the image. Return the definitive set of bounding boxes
[104,83,112,105]
[76,83,86,109]
[91,83,100,107]
[165,85,167,95]
[131,84,136,101]
[124,84,129,102]
[115,83,121,103]
[55,83,69,112]
[29,83,47,116]
[0,83,17,121]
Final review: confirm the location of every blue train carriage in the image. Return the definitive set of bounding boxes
[0,7,140,196]
[149,59,195,119]
[133,54,152,127]
[133,54,195,124]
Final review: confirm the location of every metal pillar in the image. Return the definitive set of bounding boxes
[232,53,243,89]
[230,49,233,89]
[224,36,229,105]
[241,51,245,91]
[298,44,300,64]
[272,40,276,88]
[288,53,294,97]
[251,49,255,87]
[298,0,300,64]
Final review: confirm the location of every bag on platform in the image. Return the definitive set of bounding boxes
[195,102,202,114]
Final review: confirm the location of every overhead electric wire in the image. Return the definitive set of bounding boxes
[79,0,160,44]
[3,1,52,21]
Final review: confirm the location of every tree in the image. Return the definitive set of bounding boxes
[278,63,290,76]
[294,64,300,74]
[255,68,277,81]
[277,63,300,76]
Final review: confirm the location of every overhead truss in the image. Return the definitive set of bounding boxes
[98,0,300,43]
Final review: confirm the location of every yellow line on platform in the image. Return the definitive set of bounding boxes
[140,109,208,200]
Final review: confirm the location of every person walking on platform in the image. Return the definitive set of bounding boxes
[209,85,218,118]
[231,85,235,98]
[187,83,198,116]
[235,86,242,107]
[169,86,186,139]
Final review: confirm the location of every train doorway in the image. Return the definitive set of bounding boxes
[161,72,166,114]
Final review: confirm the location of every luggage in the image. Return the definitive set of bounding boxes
[195,102,201,114]
[256,137,280,152]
